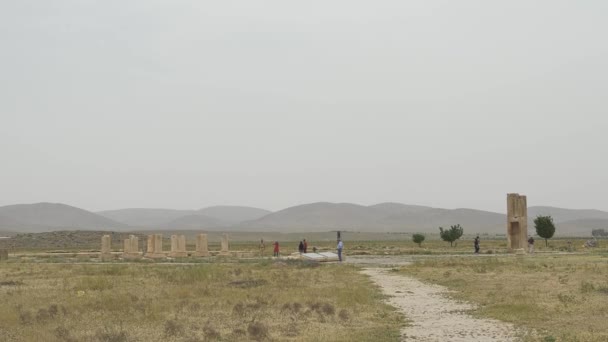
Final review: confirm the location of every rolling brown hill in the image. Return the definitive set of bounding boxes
[0,203,125,232]
[96,206,271,228]
[2,202,606,236]
[236,202,506,233]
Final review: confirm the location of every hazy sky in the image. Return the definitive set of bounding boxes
[1,1,607,213]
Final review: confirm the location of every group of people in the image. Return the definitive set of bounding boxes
[298,239,308,254]
[258,238,344,261]
[473,235,536,254]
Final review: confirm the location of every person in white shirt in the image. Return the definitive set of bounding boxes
[337,239,344,262]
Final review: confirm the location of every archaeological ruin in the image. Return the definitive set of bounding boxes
[507,193,528,252]
[122,235,142,259]
[194,233,209,257]
[145,234,166,258]
[101,235,112,260]
[219,233,230,256]
[169,234,188,258]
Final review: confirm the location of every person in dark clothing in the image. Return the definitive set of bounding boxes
[303,239,308,253]
[528,236,535,254]
[474,235,480,254]
[298,241,304,254]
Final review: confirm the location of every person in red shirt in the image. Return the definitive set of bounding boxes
[273,241,280,257]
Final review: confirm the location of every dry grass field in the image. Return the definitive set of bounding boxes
[399,253,608,342]
[0,260,403,342]
[2,231,606,342]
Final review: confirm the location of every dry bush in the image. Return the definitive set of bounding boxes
[321,303,335,316]
[35,308,50,323]
[19,311,32,325]
[203,324,220,340]
[338,309,350,321]
[248,321,269,341]
[55,326,77,342]
[164,319,185,337]
[94,326,129,342]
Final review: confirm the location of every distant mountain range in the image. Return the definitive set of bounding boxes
[1,202,607,236]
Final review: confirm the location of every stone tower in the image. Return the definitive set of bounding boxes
[507,193,528,251]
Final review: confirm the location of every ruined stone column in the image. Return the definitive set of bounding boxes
[145,234,166,259]
[146,235,154,254]
[507,193,528,252]
[123,239,131,254]
[123,235,141,259]
[219,233,230,256]
[194,234,209,257]
[169,234,188,258]
[101,235,112,260]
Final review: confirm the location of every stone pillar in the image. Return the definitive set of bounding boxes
[0,249,8,262]
[123,235,141,259]
[123,239,131,253]
[219,233,230,256]
[507,193,528,252]
[169,234,188,258]
[101,235,112,260]
[146,235,154,254]
[154,234,163,254]
[170,234,178,253]
[145,234,166,259]
[195,234,209,257]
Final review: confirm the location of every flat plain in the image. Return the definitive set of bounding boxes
[1,233,606,341]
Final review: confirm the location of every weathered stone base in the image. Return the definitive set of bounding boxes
[514,248,526,255]
[145,253,166,259]
[193,252,210,257]
[168,252,188,258]
[122,253,142,259]
[100,253,114,260]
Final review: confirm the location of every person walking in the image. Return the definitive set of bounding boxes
[474,235,480,254]
[337,239,344,262]
[528,236,535,254]
[259,239,265,256]
[303,239,308,253]
[298,241,304,254]
[273,241,280,257]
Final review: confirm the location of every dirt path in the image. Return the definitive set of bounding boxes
[362,268,519,342]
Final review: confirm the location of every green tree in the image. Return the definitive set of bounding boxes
[412,233,425,247]
[534,215,556,247]
[439,224,464,247]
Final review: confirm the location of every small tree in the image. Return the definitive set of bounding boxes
[439,224,464,247]
[412,233,425,247]
[534,215,556,247]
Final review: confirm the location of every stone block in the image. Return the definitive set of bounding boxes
[169,234,188,258]
[122,235,141,259]
[219,233,230,256]
[194,234,209,257]
[145,234,166,259]
[100,235,113,260]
